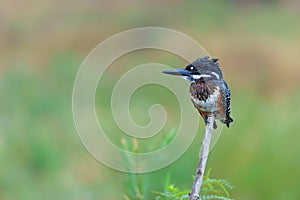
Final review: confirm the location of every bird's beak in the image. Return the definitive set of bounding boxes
[161,68,191,77]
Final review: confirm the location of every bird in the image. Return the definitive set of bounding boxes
[161,56,233,129]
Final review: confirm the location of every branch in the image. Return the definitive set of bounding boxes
[189,115,215,200]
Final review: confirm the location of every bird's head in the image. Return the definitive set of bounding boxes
[162,56,223,82]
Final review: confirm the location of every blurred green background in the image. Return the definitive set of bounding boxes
[1,0,300,199]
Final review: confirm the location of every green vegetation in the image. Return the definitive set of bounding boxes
[122,138,233,200]
[154,169,233,200]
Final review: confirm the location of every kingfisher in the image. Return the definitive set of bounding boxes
[162,56,233,128]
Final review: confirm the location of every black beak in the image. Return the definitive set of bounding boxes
[161,68,191,76]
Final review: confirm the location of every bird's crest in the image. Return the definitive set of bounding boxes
[190,56,223,79]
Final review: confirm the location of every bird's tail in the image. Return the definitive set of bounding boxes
[224,116,233,128]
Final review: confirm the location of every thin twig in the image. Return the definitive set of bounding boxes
[189,115,215,200]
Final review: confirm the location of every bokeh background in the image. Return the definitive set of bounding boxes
[1,0,300,199]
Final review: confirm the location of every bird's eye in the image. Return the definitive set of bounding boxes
[186,64,195,71]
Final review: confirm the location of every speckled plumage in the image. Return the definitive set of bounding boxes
[188,57,233,128]
[161,56,233,128]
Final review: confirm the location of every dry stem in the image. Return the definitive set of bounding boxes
[189,115,215,200]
